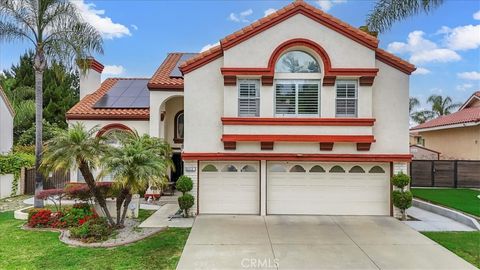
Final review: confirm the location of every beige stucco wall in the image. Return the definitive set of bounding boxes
[410,146,439,160]
[184,14,409,155]
[420,125,480,160]
[0,98,13,154]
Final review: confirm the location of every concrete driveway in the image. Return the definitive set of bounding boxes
[176,215,476,270]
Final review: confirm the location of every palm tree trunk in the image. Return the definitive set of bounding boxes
[78,162,115,226]
[116,188,128,226]
[120,192,132,226]
[33,69,44,208]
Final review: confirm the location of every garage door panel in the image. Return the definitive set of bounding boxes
[200,162,259,215]
[267,162,390,215]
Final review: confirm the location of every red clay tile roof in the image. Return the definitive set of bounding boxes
[411,107,480,131]
[180,0,414,75]
[459,90,480,110]
[0,85,14,116]
[375,48,416,74]
[148,53,197,90]
[66,78,150,120]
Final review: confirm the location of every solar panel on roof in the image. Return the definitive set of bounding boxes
[93,79,150,109]
[169,53,198,78]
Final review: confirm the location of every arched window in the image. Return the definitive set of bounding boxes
[221,165,238,172]
[329,165,345,173]
[309,165,325,173]
[275,51,320,73]
[202,164,218,172]
[290,165,306,172]
[241,165,257,172]
[174,110,184,144]
[349,166,365,173]
[369,166,385,173]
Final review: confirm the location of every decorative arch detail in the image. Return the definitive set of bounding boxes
[220,38,379,86]
[97,123,133,137]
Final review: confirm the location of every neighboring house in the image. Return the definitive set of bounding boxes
[410,91,480,160]
[67,1,414,216]
[0,86,14,153]
[409,145,440,160]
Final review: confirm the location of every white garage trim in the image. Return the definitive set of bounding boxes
[266,162,391,215]
[198,161,261,215]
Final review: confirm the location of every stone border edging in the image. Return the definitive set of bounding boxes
[413,199,480,230]
[14,206,32,220]
[59,227,166,248]
[21,224,166,248]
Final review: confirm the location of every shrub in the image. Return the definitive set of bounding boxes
[176,175,193,195]
[392,172,410,189]
[64,182,117,201]
[28,209,53,228]
[393,190,413,217]
[178,193,194,217]
[60,205,94,227]
[37,188,66,212]
[70,217,113,243]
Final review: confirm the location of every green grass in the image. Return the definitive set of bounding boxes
[0,211,190,270]
[137,209,156,222]
[422,231,480,268]
[411,188,480,217]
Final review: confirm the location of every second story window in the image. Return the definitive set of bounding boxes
[238,79,260,117]
[275,80,320,117]
[336,81,357,117]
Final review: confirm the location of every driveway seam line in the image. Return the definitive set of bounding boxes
[263,217,279,270]
[332,217,382,270]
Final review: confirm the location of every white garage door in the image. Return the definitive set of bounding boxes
[199,161,260,214]
[267,162,390,215]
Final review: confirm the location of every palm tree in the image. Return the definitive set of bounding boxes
[426,94,462,117]
[411,110,435,124]
[101,131,173,226]
[367,0,444,33]
[41,123,115,226]
[0,0,103,207]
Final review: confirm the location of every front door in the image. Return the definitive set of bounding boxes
[171,153,183,182]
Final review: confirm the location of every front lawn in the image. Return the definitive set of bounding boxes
[422,231,480,268]
[0,211,190,270]
[411,188,480,217]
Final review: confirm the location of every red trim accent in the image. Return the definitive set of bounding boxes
[66,114,149,121]
[261,142,274,150]
[223,76,237,86]
[97,123,133,137]
[356,143,372,151]
[359,76,375,86]
[319,142,334,151]
[375,48,416,75]
[221,117,375,126]
[219,39,379,85]
[223,141,237,150]
[222,134,375,143]
[86,58,104,73]
[182,152,413,162]
[179,46,224,74]
[147,85,184,91]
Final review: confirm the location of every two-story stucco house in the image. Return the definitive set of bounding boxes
[0,86,14,154]
[67,0,415,216]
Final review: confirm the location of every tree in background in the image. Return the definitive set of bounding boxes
[0,0,103,207]
[1,51,80,136]
[367,0,444,33]
[426,94,462,117]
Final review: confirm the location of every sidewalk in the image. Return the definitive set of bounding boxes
[139,203,194,228]
[404,206,475,231]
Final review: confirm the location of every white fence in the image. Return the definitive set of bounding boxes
[0,174,15,199]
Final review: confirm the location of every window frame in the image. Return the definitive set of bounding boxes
[335,80,358,118]
[274,79,321,117]
[238,79,260,117]
[174,110,184,144]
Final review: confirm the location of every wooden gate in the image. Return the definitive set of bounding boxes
[411,160,480,188]
[24,169,70,195]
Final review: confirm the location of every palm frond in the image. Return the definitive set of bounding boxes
[366,0,444,33]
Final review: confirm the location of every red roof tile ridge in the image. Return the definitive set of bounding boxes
[411,106,480,130]
[375,48,416,74]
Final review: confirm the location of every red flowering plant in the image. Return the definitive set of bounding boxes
[28,209,53,228]
[36,188,66,212]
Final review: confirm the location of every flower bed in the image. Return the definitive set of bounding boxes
[27,203,113,242]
